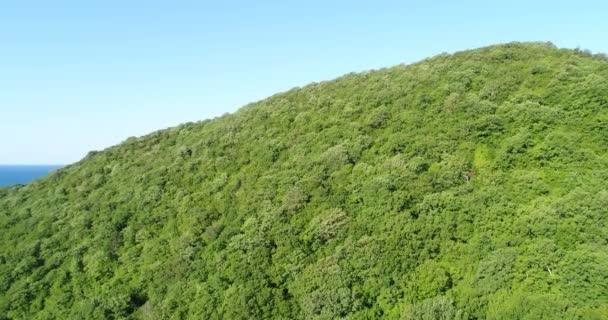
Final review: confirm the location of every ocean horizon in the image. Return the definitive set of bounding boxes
[0,165,63,187]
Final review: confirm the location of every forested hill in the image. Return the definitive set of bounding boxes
[1,42,608,319]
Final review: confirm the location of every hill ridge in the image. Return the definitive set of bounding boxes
[1,42,607,319]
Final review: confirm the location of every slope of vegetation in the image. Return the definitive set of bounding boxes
[1,42,608,319]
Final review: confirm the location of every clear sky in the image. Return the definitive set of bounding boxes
[1,0,606,164]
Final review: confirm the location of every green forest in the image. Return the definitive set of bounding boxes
[1,42,607,319]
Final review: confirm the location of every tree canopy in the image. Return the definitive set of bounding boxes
[1,42,607,319]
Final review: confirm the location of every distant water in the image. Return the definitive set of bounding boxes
[0,165,63,187]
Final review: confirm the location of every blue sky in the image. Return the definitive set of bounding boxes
[1,1,606,164]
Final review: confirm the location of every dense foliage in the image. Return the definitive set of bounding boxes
[1,42,608,319]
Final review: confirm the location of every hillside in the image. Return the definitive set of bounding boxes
[1,42,607,319]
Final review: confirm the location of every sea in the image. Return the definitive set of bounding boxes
[0,165,63,187]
